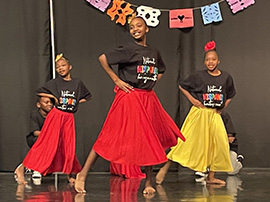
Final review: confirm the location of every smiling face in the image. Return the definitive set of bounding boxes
[37,96,53,116]
[56,58,72,78]
[129,17,149,45]
[204,50,220,73]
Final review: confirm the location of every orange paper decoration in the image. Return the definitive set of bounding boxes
[107,0,134,26]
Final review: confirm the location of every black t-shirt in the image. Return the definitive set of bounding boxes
[28,109,45,136]
[26,109,45,147]
[221,111,236,136]
[105,42,166,89]
[180,70,236,109]
[221,111,238,152]
[36,76,92,113]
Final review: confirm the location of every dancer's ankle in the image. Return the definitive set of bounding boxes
[76,172,86,181]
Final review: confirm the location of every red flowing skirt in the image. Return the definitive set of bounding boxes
[110,162,146,179]
[23,107,82,175]
[110,176,142,202]
[93,88,185,166]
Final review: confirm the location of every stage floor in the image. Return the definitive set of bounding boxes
[1,168,270,202]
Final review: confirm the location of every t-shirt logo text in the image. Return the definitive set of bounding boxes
[203,85,224,107]
[137,56,158,83]
[58,90,77,111]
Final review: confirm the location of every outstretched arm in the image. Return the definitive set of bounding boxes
[98,54,133,93]
[179,85,204,108]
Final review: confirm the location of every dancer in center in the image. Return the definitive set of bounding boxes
[74,16,185,194]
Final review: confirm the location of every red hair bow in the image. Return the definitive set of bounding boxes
[204,41,216,52]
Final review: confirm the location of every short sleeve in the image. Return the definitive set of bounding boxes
[36,79,55,96]
[179,73,198,92]
[105,45,130,65]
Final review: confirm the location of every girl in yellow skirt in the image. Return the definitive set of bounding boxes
[156,41,236,185]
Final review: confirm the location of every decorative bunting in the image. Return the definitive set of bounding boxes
[106,0,134,26]
[136,6,161,27]
[85,0,256,28]
[86,0,111,12]
[201,3,223,25]
[169,9,194,28]
[226,0,255,14]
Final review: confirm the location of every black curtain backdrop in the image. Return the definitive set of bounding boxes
[1,0,270,171]
[0,0,51,171]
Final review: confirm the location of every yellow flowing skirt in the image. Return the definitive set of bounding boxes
[167,106,233,172]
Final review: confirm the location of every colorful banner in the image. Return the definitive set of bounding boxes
[107,0,134,25]
[169,9,194,28]
[85,0,256,28]
[136,6,161,27]
[86,0,111,12]
[226,0,255,14]
[201,2,223,25]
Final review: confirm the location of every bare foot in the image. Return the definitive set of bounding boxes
[206,177,226,185]
[67,175,76,184]
[14,164,27,184]
[156,168,166,185]
[143,185,156,194]
[74,172,86,193]
[74,193,86,202]
[143,192,155,200]
[16,184,25,200]
[143,187,155,201]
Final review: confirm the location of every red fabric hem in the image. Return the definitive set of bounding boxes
[93,88,184,166]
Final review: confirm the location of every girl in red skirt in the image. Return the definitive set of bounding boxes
[15,53,92,184]
[74,16,185,194]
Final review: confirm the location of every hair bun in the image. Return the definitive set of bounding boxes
[55,53,64,62]
[204,41,216,52]
[127,12,137,24]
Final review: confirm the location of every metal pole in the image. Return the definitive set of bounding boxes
[49,0,56,79]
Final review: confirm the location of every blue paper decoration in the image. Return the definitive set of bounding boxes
[201,3,223,25]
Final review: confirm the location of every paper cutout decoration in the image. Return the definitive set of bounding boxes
[201,3,223,25]
[136,6,161,27]
[169,9,194,28]
[107,0,134,26]
[86,0,111,12]
[226,0,255,14]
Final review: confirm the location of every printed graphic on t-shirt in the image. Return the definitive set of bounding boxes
[203,85,224,107]
[137,56,158,83]
[57,90,77,111]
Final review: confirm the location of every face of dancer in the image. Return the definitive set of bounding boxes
[37,97,53,115]
[129,17,149,45]
[204,50,220,74]
[56,58,72,78]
